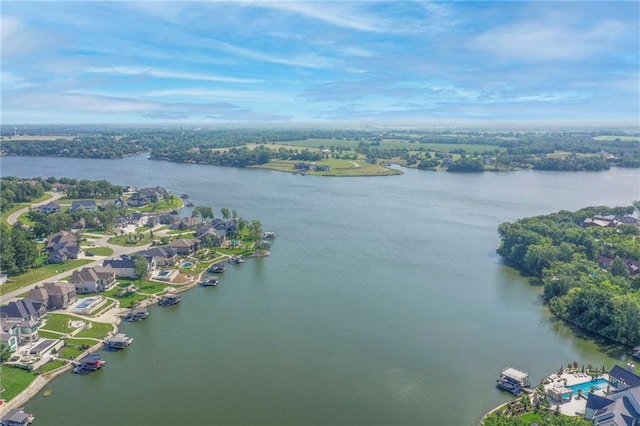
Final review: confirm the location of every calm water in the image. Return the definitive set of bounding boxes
[3,155,640,425]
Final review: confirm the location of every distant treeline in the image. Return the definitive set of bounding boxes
[2,128,639,171]
[497,204,640,347]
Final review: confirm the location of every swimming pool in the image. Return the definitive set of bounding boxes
[75,298,97,310]
[567,378,608,395]
[158,270,172,277]
[181,262,192,268]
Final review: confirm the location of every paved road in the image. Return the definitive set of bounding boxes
[6,192,65,226]
[1,193,156,303]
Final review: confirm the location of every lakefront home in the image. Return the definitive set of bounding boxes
[585,365,640,423]
[27,282,77,309]
[46,230,84,264]
[69,267,117,293]
[167,238,200,255]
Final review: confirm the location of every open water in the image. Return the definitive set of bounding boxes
[2,154,640,425]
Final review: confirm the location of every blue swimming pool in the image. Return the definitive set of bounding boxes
[181,262,192,268]
[566,378,608,395]
[158,270,171,277]
[76,298,97,310]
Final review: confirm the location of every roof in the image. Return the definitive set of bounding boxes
[592,387,640,426]
[1,407,32,423]
[103,258,136,269]
[610,365,640,388]
[0,298,45,321]
[502,367,529,381]
[168,238,198,248]
[43,281,75,296]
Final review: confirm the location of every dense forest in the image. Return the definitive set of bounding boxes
[2,128,639,171]
[497,204,640,347]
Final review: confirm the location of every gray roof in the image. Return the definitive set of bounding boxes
[610,365,640,388]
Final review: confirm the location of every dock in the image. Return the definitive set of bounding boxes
[496,367,530,396]
[126,307,149,321]
[106,333,133,350]
[158,293,181,306]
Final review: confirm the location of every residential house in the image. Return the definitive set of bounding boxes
[0,407,35,426]
[585,366,640,424]
[102,256,154,278]
[167,238,200,255]
[70,199,97,213]
[134,247,178,267]
[0,299,46,323]
[207,218,238,237]
[37,202,61,214]
[42,282,77,309]
[51,182,68,192]
[0,319,19,354]
[0,299,46,343]
[101,196,128,210]
[158,213,181,226]
[46,230,83,263]
[123,212,147,227]
[69,267,117,293]
[196,224,226,247]
[127,187,169,207]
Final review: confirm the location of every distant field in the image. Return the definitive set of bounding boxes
[1,135,74,141]
[593,135,640,142]
[279,138,505,153]
[253,159,400,176]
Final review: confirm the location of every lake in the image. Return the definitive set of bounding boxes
[3,155,639,425]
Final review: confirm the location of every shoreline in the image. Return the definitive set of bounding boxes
[0,251,269,416]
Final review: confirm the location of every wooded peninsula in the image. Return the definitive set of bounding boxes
[497,204,640,347]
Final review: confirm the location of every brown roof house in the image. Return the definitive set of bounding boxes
[28,282,76,310]
[167,238,200,255]
[70,267,117,293]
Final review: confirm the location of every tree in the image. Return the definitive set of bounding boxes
[220,207,231,219]
[249,220,263,252]
[0,343,13,362]
[192,206,214,221]
[133,256,149,290]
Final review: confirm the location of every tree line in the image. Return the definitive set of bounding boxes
[497,203,640,347]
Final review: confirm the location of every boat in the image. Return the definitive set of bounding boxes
[201,278,218,287]
[228,256,241,265]
[263,231,276,239]
[496,367,529,396]
[158,293,181,306]
[180,194,189,198]
[208,263,226,273]
[186,201,195,207]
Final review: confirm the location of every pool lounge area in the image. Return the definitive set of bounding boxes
[566,378,608,395]
[71,296,106,314]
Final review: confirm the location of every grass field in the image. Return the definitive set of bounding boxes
[1,192,54,225]
[254,159,400,176]
[38,359,67,373]
[2,259,94,294]
[0,366,38,402]
[593,135,640,142]
[84,247,113,256]
[42,313,113,339]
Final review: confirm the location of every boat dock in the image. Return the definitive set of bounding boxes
[126,307,149,321]
[496,367,530,396]
[106,333,133,350]
[158,293,181,306]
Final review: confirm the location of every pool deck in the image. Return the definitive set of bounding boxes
[544,371,609,416]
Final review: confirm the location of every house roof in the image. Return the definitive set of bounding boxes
[610,365,640,388]
[592,386,640,426]
[0,299,45,321]
[0,407,32,424]
[71,200,96,208]
[27,287,49,303]
[103,258,136,269]
[43,281,75,296]
[168,238,198,248]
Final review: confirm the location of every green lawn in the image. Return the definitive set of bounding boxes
[107,234,153,247]
[84,247,113,256]
[593,135,640,142]
[255,159,400,177]
[38,359,67,373]
[0,366,38,402]
[1,259,94,294]
[41,313,113,339]
[0,192,53,225]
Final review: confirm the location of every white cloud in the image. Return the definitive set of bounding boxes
[84,66,261,84]
[470,18,628,62]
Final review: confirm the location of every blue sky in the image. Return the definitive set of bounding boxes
[1,1,638,125]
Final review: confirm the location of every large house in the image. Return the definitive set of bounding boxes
[167,238,200,255]
[37,202,61,214]
[102,256,154,278]
[69,267,117,293]
[0,299,46,344]
[127,187,170,207]
[0,319,19,354]
[134,247,178,267]
[585,365,640,424]
[69,199,97,213]
[27,282,77,309]
[46,230,84,264]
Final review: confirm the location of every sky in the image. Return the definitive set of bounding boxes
[1,1,639,125]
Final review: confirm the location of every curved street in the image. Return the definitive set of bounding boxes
[1,193,156,304]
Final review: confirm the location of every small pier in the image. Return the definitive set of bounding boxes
[201,278,218,287]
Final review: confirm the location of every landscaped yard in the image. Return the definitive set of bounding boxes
[107,233,154,247]
[41,313,113,339]
[38,359,67,373]
[1,259,94,294]
[0,366,38,402]
[84,247,114,256]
